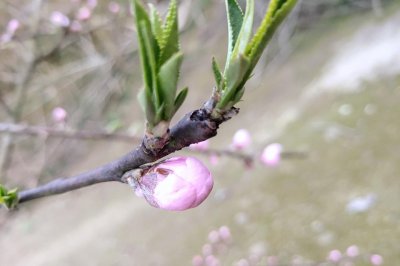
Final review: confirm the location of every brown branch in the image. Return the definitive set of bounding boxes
[17,107,230,204]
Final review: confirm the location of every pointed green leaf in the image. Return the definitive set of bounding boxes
[246,0,297,70]
[138,88,156,127]
[155,102,165,122]
[212,57,225,92]
[138,21,160,106]
[149,4,164,49]
[218,55,250,109]
[159,0,179,65]
[173,87,188,116]
[134,0,161,108]
[158,52,183,118]
[225,0,244,67]
[230,0,254,65]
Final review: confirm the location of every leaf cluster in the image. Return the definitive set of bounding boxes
[134,0,188,131]
[213,0,297,111]
[0,184,18,209]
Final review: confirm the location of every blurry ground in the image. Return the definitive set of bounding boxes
[1,1,400,266]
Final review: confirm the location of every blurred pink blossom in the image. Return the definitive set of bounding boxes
[133,157,213,211]
[202,244,213,256]
[6,19,20,34]
[50,11,70,27]
[87,0,97,9]
[232,129,251,150]
[346,245,359,257]
[76,6,91,21]
[208,230,220,244]
[70,21,82,32]
[260,143,283,167]
[108,2,121,14]
[370,254,383,265]
[190,140,209,151]
[192,255,204,266]
[327,249,342,262]
[51,107,68,123]
[236,259,250,266]
[218,226,231,242]
[205,255,220,266]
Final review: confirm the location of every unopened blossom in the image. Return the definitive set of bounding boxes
[370,254,383,265]
[6,19,20,34]
[190,140,209,151]
[208,230,220,244]
[260,143,283,167]
[327,250,342,262]
[346,245,359,257]
[50,11,70,27]
[132,157,213,211]
[51,107,68,123]
[87,0,97,9]
[108,2,121,14]
[76,6,92,21]
[192,255,204,266]
[218,226,231,242]
[232,129,251,150]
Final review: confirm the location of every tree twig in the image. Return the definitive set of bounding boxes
[17,107,230,204]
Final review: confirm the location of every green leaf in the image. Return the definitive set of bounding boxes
[173,87,188,115]
[159,0,179,66]
[138,22,160,106]
[138,88,156,127]
[246,0,297,70]
[225,0,243,68]
[230,0,254,64]
[158,52,183,119]
[155,102,165,122]
[212,57,225,92]
[149,4,164,49]
[0,185,18,209]
[218,54,250,109]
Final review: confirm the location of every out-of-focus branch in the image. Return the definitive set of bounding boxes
[0,123,141,142]
[0,0,69,181]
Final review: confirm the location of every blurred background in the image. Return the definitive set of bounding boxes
[0,0,399,265]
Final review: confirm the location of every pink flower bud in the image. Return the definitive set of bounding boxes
[218,226,231,242]
[51,107,68,123]
[260,143,283,167]
[190,140,209,151]
[134,157,213,211]
[346,245,359,257]
[232,129,251,150]
[192,255,204,266]
[108,2,120,14]
[6,19,20,34]
[50,11,70,27]
[208,230,220,244]
[202,244,213,256]
[205,255,220,266]
[327,250,342,262]
[370,254,383,265]
[76,6,91,21]
[87,0,97,9]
